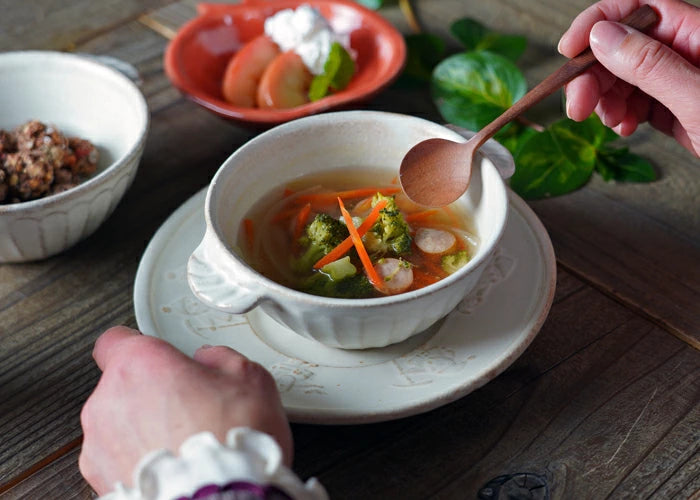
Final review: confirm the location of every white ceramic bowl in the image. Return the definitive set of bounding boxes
[188,111,508,349]
[0,51,149,263]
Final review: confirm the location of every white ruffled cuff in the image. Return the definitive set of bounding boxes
[99,427,328,500]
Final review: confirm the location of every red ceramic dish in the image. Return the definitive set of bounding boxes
[164,0,407,125]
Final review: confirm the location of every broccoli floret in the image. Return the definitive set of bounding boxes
[293,213,349,272]
[299,256,374,298]
[300,270,375,299]
[441,249,471,275]
[364,193,412,256]
[306,213,349,250]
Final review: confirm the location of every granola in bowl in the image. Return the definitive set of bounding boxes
[0,120,98,204]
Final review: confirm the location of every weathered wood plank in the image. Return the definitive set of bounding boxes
[0,447,92,500]
[0,0,175,51]
[530,186,700,346]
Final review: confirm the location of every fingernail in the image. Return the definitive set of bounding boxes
[557,32,567,55]
[590,21,630,55]
[200,344,213,349]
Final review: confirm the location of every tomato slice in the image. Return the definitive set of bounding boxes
[221,35,281,107]
[257,51,313,109]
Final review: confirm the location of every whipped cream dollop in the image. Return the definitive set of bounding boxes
[264,5,351,75]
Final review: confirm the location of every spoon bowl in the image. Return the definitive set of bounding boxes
[400,5,659,207]
[399,138,476,207]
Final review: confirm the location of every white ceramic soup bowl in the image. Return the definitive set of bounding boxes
[188,111,508,349]
[0,51,149,263]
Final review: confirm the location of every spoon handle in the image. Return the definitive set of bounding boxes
[472,5,659,149]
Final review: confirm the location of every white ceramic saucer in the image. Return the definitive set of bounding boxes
[134,188,556,424]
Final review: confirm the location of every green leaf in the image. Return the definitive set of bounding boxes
[309,42,356,101]
[579,113,619,147]
[450,18,527,62]
[597,148,656,182]
[511,118,598,199]
[431,51,527,131]
[355,0,385,9]
[398,33,446,86]
[498,123,538,156]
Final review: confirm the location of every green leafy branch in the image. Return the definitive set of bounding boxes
[398,17,656,199]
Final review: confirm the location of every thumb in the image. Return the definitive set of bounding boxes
[589,20,700,135]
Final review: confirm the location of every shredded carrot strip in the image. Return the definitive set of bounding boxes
[295,187,400,205]
[338,197,383,290]
[293,203,312,240]
[405,209,440,223]
[390,175,399,184]
[283,188,295,197]
[243,218,254,252]
[313,199,388,269]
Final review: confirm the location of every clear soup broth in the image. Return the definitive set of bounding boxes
[237,168,479,299]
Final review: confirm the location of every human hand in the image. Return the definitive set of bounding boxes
[558,0,700,156]
[79,326,292,496]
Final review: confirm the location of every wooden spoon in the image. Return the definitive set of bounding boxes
[399,5,659,207]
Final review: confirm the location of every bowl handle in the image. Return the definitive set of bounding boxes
[187,233,262,314]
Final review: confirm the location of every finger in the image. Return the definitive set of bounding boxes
[670,120,697,155]
[92,326,141,371]
[597,81,635,127]
[558,0,700,60]
[613,108,639,136]
[649,102,697,154]
[649,100,675,136]
[194,345,253,376]
[614,89,651,136]
[590,21,700,140]
[565,64,619,121]
[629,88,652,125]
[565,72,600,121]
[558,0,640,57]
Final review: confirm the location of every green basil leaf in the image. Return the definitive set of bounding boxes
[398,33,446,86]
[581,113,619,146]
[511,118,599,199]
[309,75,331,102]
[431,51,527,131]
[450,18,527,62]
[597,148,656,182]
[309,42,356,102]
[355,0,385,9]
[498,124,538,156]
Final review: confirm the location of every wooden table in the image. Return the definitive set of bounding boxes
[1,1,698,498]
